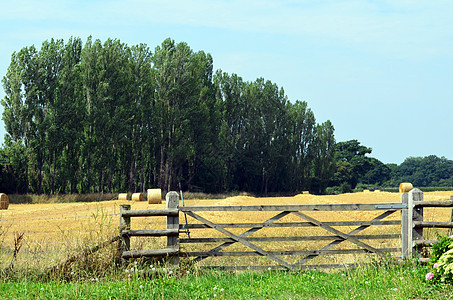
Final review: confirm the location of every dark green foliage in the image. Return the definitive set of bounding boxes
[430,235,453,265]
[2,37,451,195]
[1,37,338,195]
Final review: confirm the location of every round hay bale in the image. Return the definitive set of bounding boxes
[118,193,129,201]
[147,189,162,204]
[399,183,413,193]
[132,193,144,201]
[0,193,8,210]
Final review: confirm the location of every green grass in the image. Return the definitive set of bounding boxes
[1,260,452,299]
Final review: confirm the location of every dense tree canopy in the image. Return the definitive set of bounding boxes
[1,37,452,195]
[0,37,339,195]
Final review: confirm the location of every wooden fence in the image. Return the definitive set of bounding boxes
[118,189,453,270]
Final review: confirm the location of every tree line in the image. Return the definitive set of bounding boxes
[0,37,452,195]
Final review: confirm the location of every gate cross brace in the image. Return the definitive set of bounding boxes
[193,211,290,263]
[293,210,396,267]
[291,211,387,258]
[185,211,295,270]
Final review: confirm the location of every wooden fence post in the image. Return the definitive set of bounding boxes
[119,204,131,265]
[409,188,423,257]
[166,191,180,267]
[401,192,409,259]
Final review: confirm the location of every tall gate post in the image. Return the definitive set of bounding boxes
[119,204,131,265]
[409,188,424,257]
[401,192,409,258]
[166,191,180,267]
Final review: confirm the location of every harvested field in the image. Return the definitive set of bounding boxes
[0,191,452,269]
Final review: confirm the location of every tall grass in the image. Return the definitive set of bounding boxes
[0,258,452,299]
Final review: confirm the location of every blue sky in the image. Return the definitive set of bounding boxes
[1,0,452,164]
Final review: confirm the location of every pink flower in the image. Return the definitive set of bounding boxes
[426,272,434,280]
[434,263,439,268]
[449,235,453,239]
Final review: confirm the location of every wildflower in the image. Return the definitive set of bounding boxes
[425,272,434,280]
[169,270,173,275]
[186,270,190,274]
[152,268,156,271]
[139,285,143,289]
[220,288,224,292]
[268,267,272,271]
[214,286,217,291]
[434,263,439,268]
[40,287,44,291]
[450,235,453,239]
[393,288,398,291]
[213,294,217,298]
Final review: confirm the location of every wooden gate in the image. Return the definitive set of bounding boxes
[118,189,453,270]
[179,203,404,270]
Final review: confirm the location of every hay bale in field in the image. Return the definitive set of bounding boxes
[118,193,129,200]
[302,191,310,195]
[132,193,144,201]
[399,182,413,193]
[147,189,162,204]
[0,193,8,210]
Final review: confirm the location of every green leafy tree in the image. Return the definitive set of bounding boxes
[334,140,372,189]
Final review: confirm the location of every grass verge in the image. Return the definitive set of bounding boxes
[0,260,452,299]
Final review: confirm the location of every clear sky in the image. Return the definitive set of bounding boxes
[1,0,452,164]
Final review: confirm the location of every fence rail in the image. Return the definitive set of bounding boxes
[118,188,453,270]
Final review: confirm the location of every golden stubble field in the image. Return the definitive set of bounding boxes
[0,190,452,268]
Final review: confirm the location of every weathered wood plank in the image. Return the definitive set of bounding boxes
[121,208,179,217]
[193,211,290,263]
[182,220,400,229]
[401,192,409,258]
[180,203,403,212]
[414,221,453,228]
[410,189,424,251]
[181,248,400,257]
[185,211,295,270]
[180,234,400,244]
[119,205,131,265]
[124,229,179,237]
[414,200,453,207]
[414,239,439,246]
[291,211,387,257]
[166,192,180,267]
[293,209,396,267]
[122,248,179,259]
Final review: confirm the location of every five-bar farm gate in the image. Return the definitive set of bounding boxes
[118,189,453,270]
